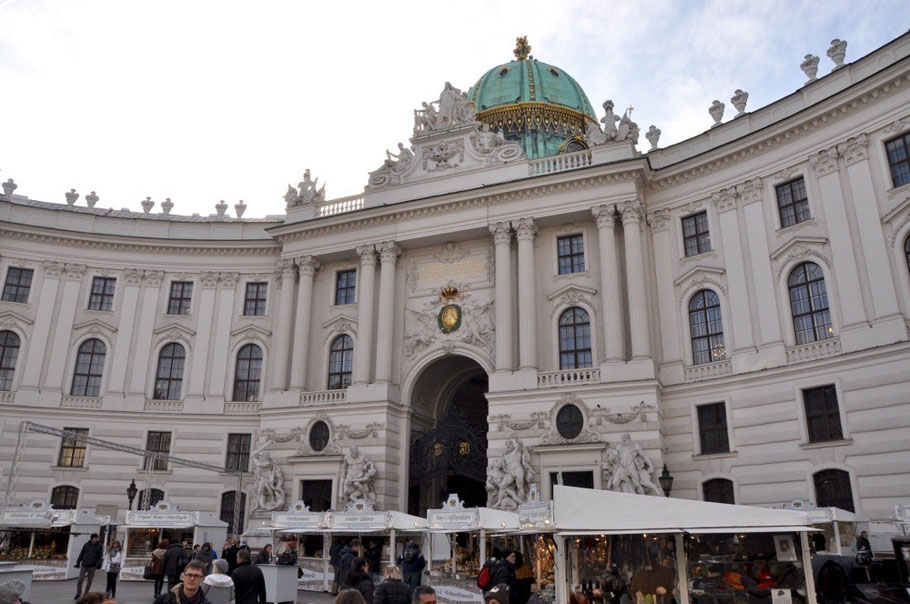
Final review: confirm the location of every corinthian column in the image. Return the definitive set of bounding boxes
[375,241,402,383]
[489,222,513,372]
[352,245,377,385]
[513,218,538,371]
[592,204,624,363]
[290,256,320,389]
[270,259,298,391]
[621,200,652,359]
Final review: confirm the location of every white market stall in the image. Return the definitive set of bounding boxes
[425,494,520,604]
[781,499,857,556]
[0,499,110,581]
[508,488,558,604]
[121,501,227,581]
[270,501,329,593]
[553,486,818,604]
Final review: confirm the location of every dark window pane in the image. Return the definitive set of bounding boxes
[682,212,711,256]
[2,268,34,303]
[688,290,725,365]
[144,431,171,471]
[697,403,730,455]
[243,282,268,316]
[58,428,89,467]
[703,479,735,504]
[0,330,21,391]
[328,335,353,389]
[309,421,330,452]
[226,434,252,471]
[71,339,106,397]
[232,344,263,401]
[558,308,592,370]
[167,281,193,315]
[814,469,854,512]
[803,385,844,443]
[153,343,185,400]
[335,270,357,305]
[789,263,832,344]
[556,404,584,440]
[776,178,811,228]
[885,133,910,188]
[220,491,246,534]
[88,277,116,311]
[51,486,79,509]
[557,234,585,275]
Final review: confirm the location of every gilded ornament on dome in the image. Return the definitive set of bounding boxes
[514,36,531,61]
[437,286,462,334]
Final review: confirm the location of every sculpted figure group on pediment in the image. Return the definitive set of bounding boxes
[414,82,475,135]
[587,100,640,146]
[284,169,326,208]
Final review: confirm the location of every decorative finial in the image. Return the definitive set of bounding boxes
[234,199,247,219]
[827,38,847,70]
[215,199,228,217]
[513,36,531,61]
[645,125,661,151]
[2,179,17,196]
[65,188,79,206]
[141,196,154,213]
[85,191,99,208]
[800,54,820,83]
[709,100,725,128]
[161,197,174,215]
[731,89,748,117]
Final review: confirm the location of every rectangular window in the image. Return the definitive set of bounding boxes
[775,178,811,228]
[682,212,711,257]
[335,270,357,305]
[167,281,193,315]
[697,403,730,455]
[885,132,910,188]
[2,268,34,303]
[549,471,593,499]
[88,277,117,311]
[557,234,586,275]
[225,433,252,472]
[803,385,844,443]
[58,428,89,467]
[243,282,268,316]
[144,431,172,471]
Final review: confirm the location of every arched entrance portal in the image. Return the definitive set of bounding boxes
[407,355,488,516]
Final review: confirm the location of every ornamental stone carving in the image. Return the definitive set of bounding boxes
[731,90,748,117]
[2,179,17,196]
[837,134,869,166]
[513,217,538,241]
[295,412,342,456]
[295,255,321,276]
[489,222,512,245]
[884,116,910,135]
[141,197,155,214]
[827,39,847,70]
[620,199,643,224]
[592,204,617,229]
[709,100,725,128]
[647,208,670,232]
[335,422,384,440]
[736,178,763,205]
[43,261,64,278]
[675,268,728,306]
[65,189,79,206]
[404,289,494,360]
[219,272,239,289]
[378,241,403,263]
[771,240,833,282]
[161,197,174,215]
[276,258,297,281]
[64,264,86,281]
[486,437,535,511]
[602,433,662,496]
[423,140,464,172]
[356,244,378,266]
[124,268,144,286]
[286,169,326,208]
[144,269,164,286]
[341,446,377,506]
[801,54,820,82]
[234,199,247,218]
[489,411,551,432]
[250,437,286,514]
[809,147,839,177]
[540,393,601,445]
[712,188,736,213]
[645,125,661,151]
[85,191,98,208]
[469,124,524,165]
[215,200,228,217]
[413,82,475,135]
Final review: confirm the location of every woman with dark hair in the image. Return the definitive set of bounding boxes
[336,588,368,604]
[150,538,169,598]
[345,556,375,604]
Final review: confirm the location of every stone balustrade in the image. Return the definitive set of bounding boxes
[224,401,262,415]
[537,367,600,387]
[683,359,733,382]
[60,396,102,409]
[299,389,347,406]
[786,337,842,363]
[315,194,364,218]
[528,149,592,176]
[144,399,184,413]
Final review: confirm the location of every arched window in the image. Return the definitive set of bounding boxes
[327,335,354,390]
[0,330,21,391]
[814,469,854,512]
[153,343,185,400]
[904,235,910,275]
[702,478,735,504]
[688,290,726,365]
[232,344,262,402]
[558,308,592,370]
[137,488,165,510]
[789,262,832,344]
[71,339,106,397]
[51,485,79,509]
[220,491,247,534]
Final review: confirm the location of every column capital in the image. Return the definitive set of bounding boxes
[276,258,297,280]
[489,221,513,245]
[43,260,65,278]
[711,188,737,213]
[295,255,321,276]
[122,267,143,286]
[355,244,378,266]
[647,208,670,233]
[735,177,763,206]
[378,241,403,263]
[63,263,87,281]
[143,269,164,287]
[836,133,869,166]
[592,204,617,229]
[620,199,643,224]
[809,146,839,177]
[200,271,220,289]
[512,217,538,242]
[219,272,239,289]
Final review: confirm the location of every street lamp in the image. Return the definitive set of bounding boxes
[658,465,674,498]
[126,479,138,510]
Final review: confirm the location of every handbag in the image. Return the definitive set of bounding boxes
[143,563,155,580]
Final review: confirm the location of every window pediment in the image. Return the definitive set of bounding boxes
[70,319,116,346]
[322,314,357,342]
[153,323,195,350]
[674,266,726,305]
[0,310,33,339]
[770,236,832,281]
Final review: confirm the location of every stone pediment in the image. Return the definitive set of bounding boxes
[0,310,33,339]
[672,265,725,288]
[71,319,117,347]
[770,236,829,262]
[153,323,196,349]
[546,284,597,301]
[322,314,357,342]
[769,236,832,281]
[230,324,272,348]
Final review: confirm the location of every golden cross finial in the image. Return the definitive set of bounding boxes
[514,36,531,61]
[627,105,634,116]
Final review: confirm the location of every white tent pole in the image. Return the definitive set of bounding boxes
[832,520,842,556]
[673,534,689,604]
[479,529,486,567]
[389,528,396,566]
[800,532,818,604]
[554,535,567,604]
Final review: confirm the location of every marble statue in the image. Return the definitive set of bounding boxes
[602,433,661,496]
[2,179,17,196]
[601,100,619,139]
[297,169,326,204]
[592,100,638,145]
[616,109,640,144]
[474,123,505,153]
[384,143,414,171]
[251,445,286,513]
[341,446,377,505]
[586,120,607,146]
[487,438,534,510]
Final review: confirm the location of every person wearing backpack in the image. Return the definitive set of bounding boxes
[397,539,426,598]
[489,550,518,596]
[163,539,190,590]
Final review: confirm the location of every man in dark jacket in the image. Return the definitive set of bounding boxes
[489,550,517,596]
[224,538,240,573]
[398,539,426,598]
[375,565,411,604]
[154,560,211,603]
[163,539,190,590]
[365,538,383,580]
[336,538,360,591]
[329,538,344,594]
[74,533,103,599]
[231,548,267,604]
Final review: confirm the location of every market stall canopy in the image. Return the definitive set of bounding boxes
[426,494,519,533]
[553,486,812,534]
[125,500,226,529]
[0,500,109,528]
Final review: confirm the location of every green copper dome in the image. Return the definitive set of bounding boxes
[468,38,597,159]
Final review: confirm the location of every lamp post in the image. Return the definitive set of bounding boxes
[658,464,674,498]
[126,479,138,510]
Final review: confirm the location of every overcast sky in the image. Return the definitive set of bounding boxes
[1,1,908,218]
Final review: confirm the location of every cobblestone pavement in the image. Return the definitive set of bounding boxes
[27,578,337,604]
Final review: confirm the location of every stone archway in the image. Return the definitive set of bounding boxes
[406,354,489,516]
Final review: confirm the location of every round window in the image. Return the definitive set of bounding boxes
[309,421,330,452]
[556,404,584,440]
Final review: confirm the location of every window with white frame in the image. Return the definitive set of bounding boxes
[788,262,833,344]
[0,330,20,391]
[153,343,185,400]
[696,403,730,455]
[803,385,844,443]
[232,344,263,401]
[558,308,592,370]
[1,268,34,303]
[71,338,106,397]
[688,289,726,364]
[775,178,811,228]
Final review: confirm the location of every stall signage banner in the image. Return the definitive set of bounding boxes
[275,512,324,529]
[0,509,74,526]
[127,510,195,527]
[331,512,387,530]
[428,509,479,530]
[519,502,552,528]
[434,584,483,604]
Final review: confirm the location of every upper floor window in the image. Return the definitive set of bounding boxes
[697,402,730,455]
[88,277,116,311]
[71,338,106,397]
[328,335,354,390]
[814,469,854,512]
[803,385,844,443]
[51,485,79,510]
[0,330,21,391]
[2,268,34,303]
[232,344,262,401]
[153,343,186,400]
[335,270,357,305]
[688,290,726,365]
[788,262,832,344]
[167,281,193,315]
[226,433,252,472]
[702,478,735,504]
[144,431,171,471]
[682,211,711,257]
[558,307,592,370]
[885,131,910,188]
[243,282,268,316]
[137,488,165,511]
[58,428,89,468]
[776,177,811,228]
[557,234,585,275]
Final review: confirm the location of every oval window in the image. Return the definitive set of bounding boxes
[309,421,330,452]
[556,404,584,440]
